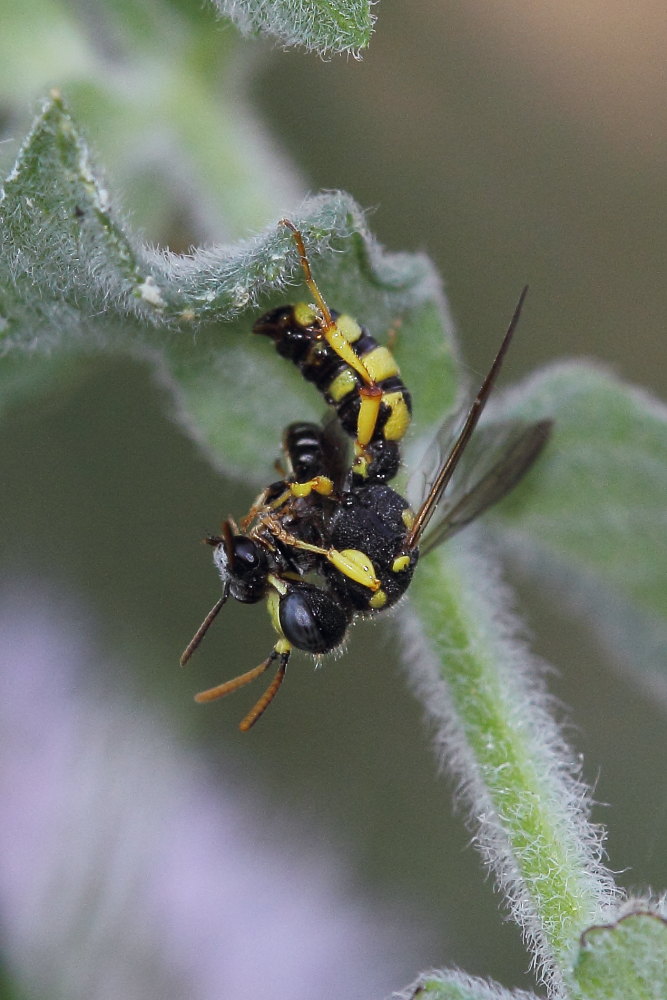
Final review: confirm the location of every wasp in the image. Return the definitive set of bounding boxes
[181,223,552,730]
[254,220,412,484]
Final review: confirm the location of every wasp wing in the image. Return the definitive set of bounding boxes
[405,287,533,548]
[418,418,552,556]
[320,412,353,492]
[406,406,463,511]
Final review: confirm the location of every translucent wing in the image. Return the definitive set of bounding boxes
[406,406,463,511]
[418,418,552,556]
[405,286,529,548]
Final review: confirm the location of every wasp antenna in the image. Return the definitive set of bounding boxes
[180,596,227,666]
[407,286,529,548]
[220,519,237,559]
[280,219,334,329]
[239,651,290,732]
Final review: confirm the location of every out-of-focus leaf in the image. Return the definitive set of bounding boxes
[490,363,667,693]
[402,968,540,1000]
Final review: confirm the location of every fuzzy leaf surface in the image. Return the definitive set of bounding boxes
[208,0,374,54]
[404,969,540,1000]
[568,911,667,1000]
[0,96,449,474]
[405,536,616,986]
[491,364,667,693]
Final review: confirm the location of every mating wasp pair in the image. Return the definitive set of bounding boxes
[181,221,552,730]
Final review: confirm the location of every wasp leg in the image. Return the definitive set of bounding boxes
[289,475,334,498]
[263,520,381,592]
[239,483,292,530]
[280,219,384,459]
[283,220,376,383]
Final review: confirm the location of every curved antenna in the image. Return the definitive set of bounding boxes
[239,653,289,732]
[194,648,291,732]
[180,595,227,666]
[406,286,529,549]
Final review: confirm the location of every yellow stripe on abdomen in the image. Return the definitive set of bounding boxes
[381,391,411,441]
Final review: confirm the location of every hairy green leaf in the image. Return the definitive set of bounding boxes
[208,0,375,54]
[0,1,303,238]
[569,910,667,1000]
[491,364,667,694]
[402,969,540,1000]
[0,95,449,475]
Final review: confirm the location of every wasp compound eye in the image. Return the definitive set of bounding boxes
[211,536,268,604]
[231,537,268,600]
[231,537,264,575]
[279,585,351,654]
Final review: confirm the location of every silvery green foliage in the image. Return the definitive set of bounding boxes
[0,95,445,473]
[401,910,667,1000]
[493,365,667,699]
[398,968,541,1000]
[208,0,374,54]
[568,909,667,1000]
[3,97,667,999]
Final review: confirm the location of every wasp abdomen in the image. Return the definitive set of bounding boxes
[253,305,411,482]
[283,421,330,483]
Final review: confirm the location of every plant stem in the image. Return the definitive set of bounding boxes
[404,535,618,987]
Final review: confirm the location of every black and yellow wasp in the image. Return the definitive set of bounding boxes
[181,221,551,730]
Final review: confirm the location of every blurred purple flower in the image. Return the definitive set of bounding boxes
[0,583,425,1000]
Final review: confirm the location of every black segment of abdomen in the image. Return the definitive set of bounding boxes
[283,421,330,482]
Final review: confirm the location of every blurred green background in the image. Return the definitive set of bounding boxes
[1,0,666,996]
